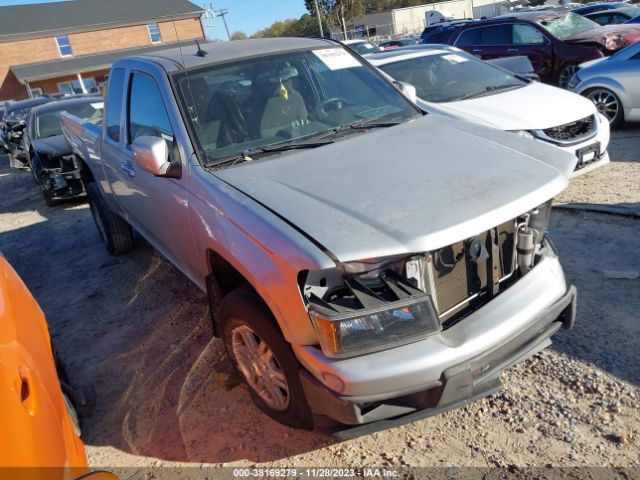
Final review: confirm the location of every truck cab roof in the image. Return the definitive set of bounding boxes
[119,38,340,73]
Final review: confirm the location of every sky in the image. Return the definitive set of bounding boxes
[0,0,309,40]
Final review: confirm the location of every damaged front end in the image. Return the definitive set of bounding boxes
[300,202,553,360]
[33,150,85,203]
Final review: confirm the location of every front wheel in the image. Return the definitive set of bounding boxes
[586,88,624,128]
[557,64,578,89]
[85,182,134,255]
[220,286,313,429]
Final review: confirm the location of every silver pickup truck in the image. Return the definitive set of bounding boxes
[62,38,577,434]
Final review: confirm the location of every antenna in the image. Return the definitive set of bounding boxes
[195,39,208,57]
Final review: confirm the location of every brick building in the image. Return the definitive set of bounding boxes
[0,0,205,101]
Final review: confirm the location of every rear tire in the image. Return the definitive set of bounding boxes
[586,87,624,128]
[557,64,578,89]
[85,182,134,255]
[220,286,313,429]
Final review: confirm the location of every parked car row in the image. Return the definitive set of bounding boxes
[342,37,419,56]
[420,10,640,87]
[569,40,640,126]
[371,44,610,176]
[1,95,103,206]
[56,38,580,434]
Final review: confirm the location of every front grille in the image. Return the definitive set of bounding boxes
[428,220,516,325]
[540,115,595,144]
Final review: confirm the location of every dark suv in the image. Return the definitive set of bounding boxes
[421,11,640,87]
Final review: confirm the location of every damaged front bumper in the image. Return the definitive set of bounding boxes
[294,249,576,434]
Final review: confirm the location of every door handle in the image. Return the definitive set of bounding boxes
[472,48,482,53]
[507,48,519,53]
[120,161,135,177]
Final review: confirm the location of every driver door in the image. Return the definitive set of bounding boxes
[105,68,197,277]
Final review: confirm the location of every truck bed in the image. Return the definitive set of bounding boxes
[60,112,102,168]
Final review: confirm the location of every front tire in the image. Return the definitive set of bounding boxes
[85,182,134,255]
[220,286,313,429]
[586,87,624,128]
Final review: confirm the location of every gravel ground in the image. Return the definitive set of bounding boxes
[0,127,638,477]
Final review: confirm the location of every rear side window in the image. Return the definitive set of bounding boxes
[456,25,513,46]
[106,68,125,142]
[426,29,455,44]
[127,72,175,161]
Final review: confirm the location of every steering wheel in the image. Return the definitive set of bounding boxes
[313,97,352,119]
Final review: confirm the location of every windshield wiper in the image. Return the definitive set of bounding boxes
[457,83,523,101]
[349,119,402,130]
[209,139,334,168]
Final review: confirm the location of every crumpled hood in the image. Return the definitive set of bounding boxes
[216,115,574,262]
[436,82,596,130]
[566,24,640,49]
[33,134,70,157]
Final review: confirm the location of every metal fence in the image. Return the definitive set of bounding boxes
[331,20,427,42]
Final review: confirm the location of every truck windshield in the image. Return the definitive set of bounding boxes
[377,50,525,103]
[173,48,421,166]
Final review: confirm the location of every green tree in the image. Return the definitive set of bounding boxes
[304,0,364,38]
[230,31,248,40]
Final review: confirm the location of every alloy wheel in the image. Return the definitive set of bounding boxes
[588,89,620,124]
[231,324,290,412]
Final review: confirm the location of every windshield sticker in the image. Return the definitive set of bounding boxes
[313,49,361,70]
[442,54,468,64]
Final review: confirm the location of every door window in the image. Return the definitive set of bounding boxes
[455,28,482,46]
[127,72,176,161]
[106,69,125,142]
[513,24,544,44]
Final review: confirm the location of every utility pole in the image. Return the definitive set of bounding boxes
[216,8,231,41]
[201,2,231,41]
[313,0,324,37]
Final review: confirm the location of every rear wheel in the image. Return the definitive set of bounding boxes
[85,182,134,255]
[558,64,578,89]
[587,87,623,128]
[220,286,313,429]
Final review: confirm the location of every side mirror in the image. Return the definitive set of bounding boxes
[131,135,177,178]
[394,81,418,104]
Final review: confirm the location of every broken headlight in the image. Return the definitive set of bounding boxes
[310,297,439,359]
[302,258,440,359]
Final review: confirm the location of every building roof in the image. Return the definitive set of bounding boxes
[10,40,203,83]
[0,0,204,43]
